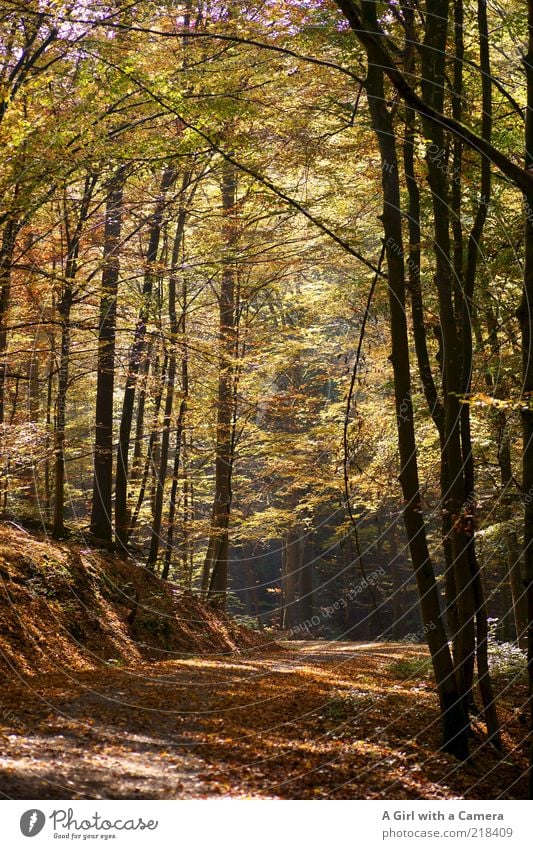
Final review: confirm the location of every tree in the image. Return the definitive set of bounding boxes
[53,175,97,538]
[90,166,127,543]
[115,163,178,547]
[204,162,239,603]
[361,0,468,756]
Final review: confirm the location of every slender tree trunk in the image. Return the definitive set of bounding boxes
[205,163,238,604]
[27,354,39,508]
[244,550,263,629]
[148,176,191,569]
[0,219,17,515]
[281,527,304,631]
[43,336,55,518]
[403,91,460,651]
[131,352,151,482]
[52,177,95,538]
[184,436,195,588]
[115,164,177,546]
[450,0,464,317]
[473,306,527,647]
[456,0,500,745]
[90,166,126,543]
[507,529,528,646]
[52,299,71,538]
[419,0,476,716]
[128,354,167,536]
[0,219,18,429]
[162,360,188,581]
[520,0,533,797]
[299,534,313,624]
[390,527,404,640]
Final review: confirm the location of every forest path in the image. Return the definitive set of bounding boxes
[0,641,528,799]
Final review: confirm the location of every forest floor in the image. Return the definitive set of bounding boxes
[0,524,528,799]
[0,640,529,800]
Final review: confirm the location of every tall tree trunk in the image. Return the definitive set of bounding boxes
[90,166,126,543]
[390,526,404,640]
[507,528,528,647]
[128,354,167,535]
[115,164,176,547]
[43,334,55,519]
[52,299,71,538]
[520,0,533,797]
[53,176,95,538]
[17,349,40,512]
[299,534,313,624]
[281,527,304,631]
[419,0,476,716]
[0,219,17,429]
[473,305,527,647]
[184,435,195,588]
[244,550,263,629]
[131,352,151,482]
[363,0,468,757]
[403,98,459,647]
[162,353,188,582]
[0,219,18,515]
[148,176,191,569]
[457,0,500,745]
[450,0,464,317]
[205,163,238,604]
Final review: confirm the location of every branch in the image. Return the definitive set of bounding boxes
[343,240,385,527]
[334,0,533,195]
[34,10,366,86]
[86,52,384,278]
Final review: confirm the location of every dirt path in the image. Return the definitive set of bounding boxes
[0,641,528,799]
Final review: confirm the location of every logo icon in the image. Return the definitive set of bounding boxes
[20,810,46,837]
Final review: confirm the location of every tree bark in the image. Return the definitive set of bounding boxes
[418,0,476,718]
[205,163,238,604]
[457,0,500,746]
[128,354,167,537]
[281,527,304,631]
[519,0,533,797]
[0,219,17,429]
[363,0,468,757]
[162,351,188,582]
[90,166,126,543]
[402,94,459,650]
[115,164,177,547]
[147,174,191,569]
[299,534,313,624]
[53,176,95,538]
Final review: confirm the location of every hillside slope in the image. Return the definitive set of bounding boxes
[0,523,268,676]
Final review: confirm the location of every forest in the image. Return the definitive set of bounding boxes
[0,0,532,802]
